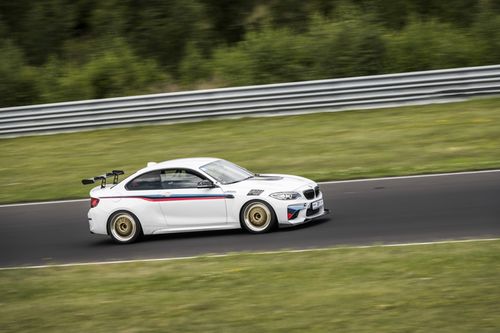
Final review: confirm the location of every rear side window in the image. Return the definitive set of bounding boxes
[126,171,162,190]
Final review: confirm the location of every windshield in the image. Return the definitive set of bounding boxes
[200,160,253,184]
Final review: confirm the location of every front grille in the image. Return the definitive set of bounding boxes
[303,186,321,200]
[314,186,320,197]
[303,189,315,200]
[306,207,320,216]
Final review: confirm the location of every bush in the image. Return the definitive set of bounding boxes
[211,14,389,85]
[211,27,314,86]
[384,20,482,73]
[306,14,387,78]
[0,41,40,107]
[472,6,500,65]
[39,40,168,103]
[179,44,212,86]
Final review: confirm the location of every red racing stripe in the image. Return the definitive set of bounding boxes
[100,196,227,202]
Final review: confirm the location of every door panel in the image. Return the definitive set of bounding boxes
[159,188,228,227]
[122,170,166,228]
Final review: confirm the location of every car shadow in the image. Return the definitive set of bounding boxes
[90,216,330,246]
[278,216,331,232]
[143,228,245,243]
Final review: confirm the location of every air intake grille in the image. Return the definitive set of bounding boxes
[303,189,315,200]
[306,207,320,216]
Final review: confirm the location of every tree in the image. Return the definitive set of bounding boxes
[384,20,481,73]
[125,0,209,73]
[39,39,167,103]
[13,0,78,65]
[0,41,40,107]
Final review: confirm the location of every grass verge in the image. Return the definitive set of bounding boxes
[1,240,499,332]
[1,97,499,203]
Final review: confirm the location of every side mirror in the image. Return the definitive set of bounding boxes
[197,179,215,188]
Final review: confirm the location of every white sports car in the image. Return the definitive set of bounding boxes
[82,158,328,243]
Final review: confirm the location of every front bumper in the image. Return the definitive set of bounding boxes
[278,208,330,227]
[304,208,330,222]
[273,192,330,226]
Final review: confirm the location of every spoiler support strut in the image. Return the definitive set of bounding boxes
[82,170,124,188]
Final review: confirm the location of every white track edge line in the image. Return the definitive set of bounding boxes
[0,198,88,208]
[318,168,500,184]
[1,169,499,208]
[1,237,499,271]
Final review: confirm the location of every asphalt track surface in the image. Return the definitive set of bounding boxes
[1,171,499,268]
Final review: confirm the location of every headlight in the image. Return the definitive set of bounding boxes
[269,192,301,200]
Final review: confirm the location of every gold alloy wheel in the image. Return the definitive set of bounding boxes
[110,213,137,242]
[244,202,272,232]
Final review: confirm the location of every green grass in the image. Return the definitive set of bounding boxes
[1,240,499,332]
[1,97,500,203]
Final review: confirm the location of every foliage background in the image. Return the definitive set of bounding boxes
[1,0,499,107]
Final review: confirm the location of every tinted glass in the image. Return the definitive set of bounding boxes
[200,160,253,184]
[126,171,162,190]
[161,169,204,189]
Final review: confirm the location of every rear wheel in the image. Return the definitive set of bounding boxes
[108,211,142,244]
[240,200,277,233]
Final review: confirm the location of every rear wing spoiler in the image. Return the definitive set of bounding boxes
[82,170,124,188]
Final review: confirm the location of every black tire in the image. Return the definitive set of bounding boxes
[107,210,143,244]
[240,200,277,234]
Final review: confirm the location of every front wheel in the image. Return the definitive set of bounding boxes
[108,211,142,244]
[240,200,277,233]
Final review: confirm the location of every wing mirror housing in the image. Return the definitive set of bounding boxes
[197,179,215,188]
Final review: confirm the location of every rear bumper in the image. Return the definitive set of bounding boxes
[88,208,108,235]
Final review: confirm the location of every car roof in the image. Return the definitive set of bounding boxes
[143,157,220,172]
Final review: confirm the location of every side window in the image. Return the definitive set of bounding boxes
[126,171,162,190]
[161,169,205,189]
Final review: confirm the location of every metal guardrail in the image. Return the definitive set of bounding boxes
[1,65,499,137]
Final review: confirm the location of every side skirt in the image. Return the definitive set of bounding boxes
[152,224,241,235]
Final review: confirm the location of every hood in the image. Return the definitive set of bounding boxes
[228,173,316,192]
